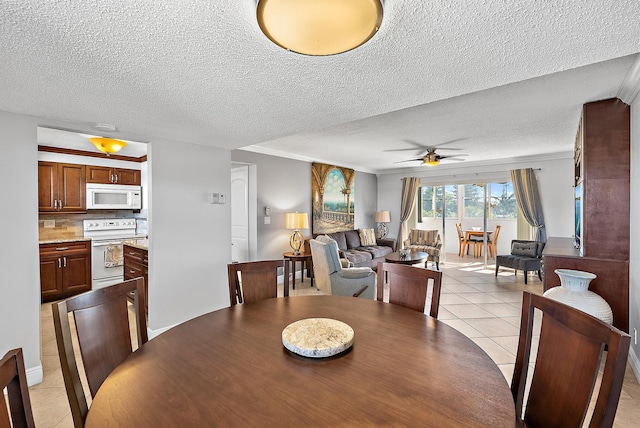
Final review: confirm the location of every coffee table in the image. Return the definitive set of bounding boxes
[385,250,429,265]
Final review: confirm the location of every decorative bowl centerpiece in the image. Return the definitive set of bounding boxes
[282,318,354,358]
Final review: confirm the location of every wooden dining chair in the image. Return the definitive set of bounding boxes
[474,225,501,258]
[512,292,630,428]
[53,278,147,428]
[376,262,443,318]
[455,223,469,257]
[0,348,35,428]
[228,260,289,305]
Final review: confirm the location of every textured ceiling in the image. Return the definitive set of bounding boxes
[2,1,640,172]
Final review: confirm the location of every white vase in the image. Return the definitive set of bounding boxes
[542,269,613,324]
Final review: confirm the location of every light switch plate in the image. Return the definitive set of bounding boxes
[264,216,270,224]
[44,220,55,228]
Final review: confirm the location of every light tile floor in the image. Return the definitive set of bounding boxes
[30,254,640,427]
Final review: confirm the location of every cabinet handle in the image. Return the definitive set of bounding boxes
[115,174,119,183]
[56,247,69,251]
[54,200,58,209]
[129,270,136,274]
[63,257,67,267]
[58,200,63,210]
[58,258,61,268]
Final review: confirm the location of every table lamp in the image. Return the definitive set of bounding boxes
[375,210,391,239]
[285,212,309,254]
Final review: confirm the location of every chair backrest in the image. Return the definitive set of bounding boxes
[375,262,443,318]
[509,240,544,258]
[309,238,341,296]
[228,260,288,305]
[0,348,35,428]
[491,224,501,243]
[455,223,464,241]
[53,278,147,428]
[512,292,630,428]
[407,229,439,246]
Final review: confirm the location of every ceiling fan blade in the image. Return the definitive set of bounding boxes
[383,147,427,153]
[439,153,468,159]
[393,158,424,164]
[442,157,466,162]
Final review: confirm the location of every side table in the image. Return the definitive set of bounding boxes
[283,252,314,290]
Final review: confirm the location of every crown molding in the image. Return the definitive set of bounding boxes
[618,54,640,105]
[38,145,146,162]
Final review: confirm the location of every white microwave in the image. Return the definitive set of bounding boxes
[86,184,142,210]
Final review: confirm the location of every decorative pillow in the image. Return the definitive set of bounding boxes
[511,242,538,257]
[359,228,377,246]
[344,230,361,249]
[326,232,348,250]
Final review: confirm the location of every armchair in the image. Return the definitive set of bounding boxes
[403,229,442,269]
[309,236,375,299]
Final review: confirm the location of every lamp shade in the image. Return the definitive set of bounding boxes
[89,137,127,154]
[374,210,390,223]
[285,212,309,229]
[256,0,383,56]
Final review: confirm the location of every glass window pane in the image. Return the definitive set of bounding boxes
[434,186,443,218]
[421,186,434,218]
[463,184,484,218]
[489,182,517,219]
[444,185,458,219]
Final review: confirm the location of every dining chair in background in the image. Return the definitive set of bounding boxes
[455,223,470,257]
[53,278,148,428]
[0,348,35,428]
[512,292,630,428]
[376,262,443,318]
[228,260,289,305]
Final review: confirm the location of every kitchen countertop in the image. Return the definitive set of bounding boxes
[39,237,91,245]
[123,238,148,250]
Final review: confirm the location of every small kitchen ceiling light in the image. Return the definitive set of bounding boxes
[256,0,383,56]
[89,137,127,155]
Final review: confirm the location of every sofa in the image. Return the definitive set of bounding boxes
[403,229,442,269]
[318,229,396,270]
[495,240,545,284]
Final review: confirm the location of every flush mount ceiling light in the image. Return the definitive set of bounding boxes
[256,0,383,56]
[89,137,127,156]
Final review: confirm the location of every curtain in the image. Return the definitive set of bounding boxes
[397,177,421,245]
[511,168,547,242]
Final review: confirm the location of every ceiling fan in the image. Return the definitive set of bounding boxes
[386,139,468,166]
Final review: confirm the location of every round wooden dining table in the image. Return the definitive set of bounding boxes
[85,296,515,427]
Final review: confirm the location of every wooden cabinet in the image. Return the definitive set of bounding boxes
[124,244,148,308]
[40,241,92,302]
[543,98,630,332]
[38,162,86,213]
[86,165,141,185]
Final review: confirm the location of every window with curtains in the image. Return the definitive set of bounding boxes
[419,182,517,221]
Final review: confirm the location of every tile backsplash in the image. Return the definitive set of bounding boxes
[39,211,147,240]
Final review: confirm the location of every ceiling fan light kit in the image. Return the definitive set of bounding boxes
[256,0,383,56]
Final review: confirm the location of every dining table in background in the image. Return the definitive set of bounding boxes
[85,296,515,427]
[464,229,494,257]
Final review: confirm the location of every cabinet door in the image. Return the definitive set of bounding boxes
[86,165,114,184]
[58,163,86,212]
[115,168,141,185]
[62,253,92,294]
[40,255,63,300]
[38,162,58,212]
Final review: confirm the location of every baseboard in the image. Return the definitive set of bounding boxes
[629,347,640,382]
[147,323,178,340]
[26,363,43,386]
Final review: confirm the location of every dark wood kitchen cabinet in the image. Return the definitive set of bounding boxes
[124,244,148,308]
[86,165,141,185]
[38,162,86,213]
[40,241,92,302]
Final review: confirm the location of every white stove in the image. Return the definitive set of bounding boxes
[83,219,145,289]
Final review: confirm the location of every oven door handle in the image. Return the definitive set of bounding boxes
[93,241,124,247]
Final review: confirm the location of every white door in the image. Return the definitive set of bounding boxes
[231,165,249,262]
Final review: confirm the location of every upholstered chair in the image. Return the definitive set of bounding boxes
[402,229,442,269]
[309,236,375,299]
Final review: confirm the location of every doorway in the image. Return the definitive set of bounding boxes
[231,163,257,262]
